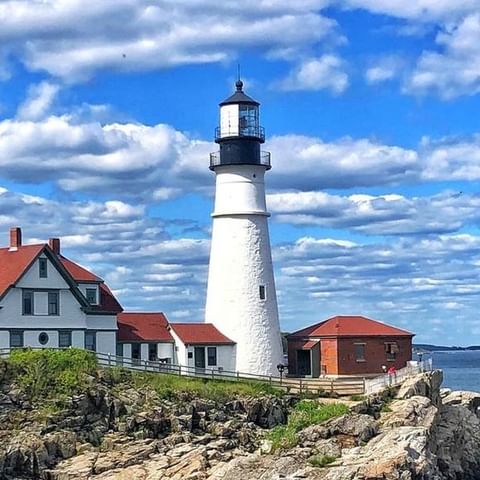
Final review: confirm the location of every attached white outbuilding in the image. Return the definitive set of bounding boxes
[169,323,236,373]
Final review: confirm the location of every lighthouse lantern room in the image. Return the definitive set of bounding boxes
[205,80,284,377]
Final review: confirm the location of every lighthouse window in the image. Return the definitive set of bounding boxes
[259,285,266,300]
[239,105,258,136]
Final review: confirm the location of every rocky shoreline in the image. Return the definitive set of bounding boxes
[2,361,480,479]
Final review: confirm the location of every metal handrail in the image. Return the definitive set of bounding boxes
[215,126,265,141]
[209,151,271,169]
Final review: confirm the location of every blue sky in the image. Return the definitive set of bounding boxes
[2,1,480,345]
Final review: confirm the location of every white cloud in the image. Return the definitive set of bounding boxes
[0,114,212,197]
[6,108,480,196]
[268,190,480,235]
[0,187,209,316]
[0,1,337,81]
[275,234,480,342]
[420,134,480,180]
[405,14,480,98]
[342,0,479,22]
[276,56,349,93]
[267,134,418,189]
[365,56,403,85]
[16,81,60,120]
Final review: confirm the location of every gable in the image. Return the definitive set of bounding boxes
[16,254,71,289]
[0,244,44,299]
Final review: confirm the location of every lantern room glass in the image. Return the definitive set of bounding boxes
[239,105,259,137]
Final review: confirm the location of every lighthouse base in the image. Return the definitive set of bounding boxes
[205,214,284,377]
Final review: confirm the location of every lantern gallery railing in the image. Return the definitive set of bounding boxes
[209,151,271,169]
[215,126,265,141]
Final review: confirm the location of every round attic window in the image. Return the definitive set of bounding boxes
[38,332,49,345]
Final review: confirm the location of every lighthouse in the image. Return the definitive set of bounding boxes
[205,80,284,376]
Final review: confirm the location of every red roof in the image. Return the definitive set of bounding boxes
[97,283,123,314]
[301,340,319,349]
[60,256,102,282]
[0,238,122,314]
[170,323,235,345]
[0,244,44,298]
[289,316,413,338]
[118,312,173,342]
[59,255,122,313]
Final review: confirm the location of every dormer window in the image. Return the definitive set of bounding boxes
[39,258,47,278]
[86,288,97,304]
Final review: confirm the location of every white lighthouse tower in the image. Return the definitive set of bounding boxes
[205,80,284,376]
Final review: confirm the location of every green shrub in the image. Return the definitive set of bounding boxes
[308,454,337,467]
[267,400,349,451]
[8,348,97,400]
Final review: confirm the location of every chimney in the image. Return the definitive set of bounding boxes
[49,238,60,255]
[9,227,22,251]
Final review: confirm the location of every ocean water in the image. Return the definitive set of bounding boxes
[419,350,480,392]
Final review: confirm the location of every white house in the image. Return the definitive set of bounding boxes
[169,323,236,372]
[0,227,120,354]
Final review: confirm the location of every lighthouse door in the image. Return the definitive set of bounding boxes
[194,347,206,370]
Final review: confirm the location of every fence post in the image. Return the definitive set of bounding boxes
[330,379,334,394]
[178,365,182,376]
[237,371,240,382]
[269,375,272,386]
[362,377,366,394]
[108,354,111,367]
[299,378,303,395]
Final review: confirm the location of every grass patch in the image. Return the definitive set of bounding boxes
[308,454,337,467]
[100,367,282,402]
[267,400,349,451]
[8,348,97,401]
[381,403,393,413]
[129,370,281,401]
[7,349,282,405]
[349,394,365,402]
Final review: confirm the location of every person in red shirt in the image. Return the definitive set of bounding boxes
[387,366,397,385]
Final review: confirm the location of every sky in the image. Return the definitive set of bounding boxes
[2,1,480,345]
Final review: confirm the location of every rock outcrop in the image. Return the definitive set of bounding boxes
[199,371,480,480]
[2,366,480,480]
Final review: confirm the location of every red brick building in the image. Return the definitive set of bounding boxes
[287,316,414,377]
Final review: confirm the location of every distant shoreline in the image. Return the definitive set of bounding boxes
[414,344,480,353]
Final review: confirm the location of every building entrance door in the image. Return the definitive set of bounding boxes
[297,350,312,376]
[194,347,206,370]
